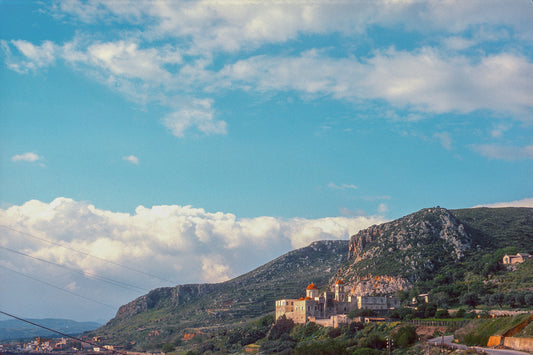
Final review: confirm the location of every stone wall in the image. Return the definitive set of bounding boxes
[503,337,533,352]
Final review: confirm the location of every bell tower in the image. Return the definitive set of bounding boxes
[334,279,345,302]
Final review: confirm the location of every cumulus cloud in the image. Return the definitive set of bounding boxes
[471,144,533,161]
[162,99,227,137]
[0,197,388,319]
[0,197,385,285]
[473,198,533,208]
[85,41,180,82]
[11,152,44,163]
[123,155,139,165]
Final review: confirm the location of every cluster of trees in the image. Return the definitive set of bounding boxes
[256,316,418,354]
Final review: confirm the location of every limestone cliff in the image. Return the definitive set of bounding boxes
[334,207,472,295]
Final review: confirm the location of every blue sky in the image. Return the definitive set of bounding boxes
[1,0,533,322]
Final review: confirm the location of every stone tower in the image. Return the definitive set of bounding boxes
[334,279,345,302]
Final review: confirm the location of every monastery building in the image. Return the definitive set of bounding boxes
[275,280,400,327]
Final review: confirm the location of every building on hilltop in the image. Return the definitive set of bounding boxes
[503,253,532,265]
[275,280,400,327]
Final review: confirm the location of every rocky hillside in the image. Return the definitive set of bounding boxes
[335,207,471,294]
[92,240,348,346]
[334,206,533,297]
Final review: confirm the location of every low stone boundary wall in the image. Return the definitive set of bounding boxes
[503,337,533,352]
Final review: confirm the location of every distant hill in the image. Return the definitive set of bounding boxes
[92,240,348,346]
[0,318,100,341]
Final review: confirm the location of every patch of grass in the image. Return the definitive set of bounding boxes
[455,315,532,346]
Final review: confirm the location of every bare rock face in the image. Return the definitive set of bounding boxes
[347,275,412,296]
[336,207,472,295]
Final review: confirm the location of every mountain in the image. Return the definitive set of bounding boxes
[93,206,533,349]
[92,240,348,346]
[334,207,472,294]
[0,318,101,341]
[334,206,533,297]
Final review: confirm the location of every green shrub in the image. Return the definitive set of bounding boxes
[392,325,417,348]
[352,347,382,355]
[293,340,349,355]
[160,343,175,353]
[435,309,450,319]
[269,315,295,340]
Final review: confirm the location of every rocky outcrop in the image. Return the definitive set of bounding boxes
[335,207,472,294]
[349,207,471,261]
[347,275,411,296]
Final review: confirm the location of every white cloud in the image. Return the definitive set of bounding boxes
[201,256,231,283]
[0,197,386,320]
[0,197,386,285]
[377,203,389,214]
[471,144,533,161]
[53,1,533,49]
[490,123,511,138]
[123,155,139,165]
[162,99,227,137]
[220,49,533,120]
[473,198,533,208]
[11,152,43,163]
[443,36,476,51]
[434,132,452,150]
[327,182,358,190]
[2,40,57,73]
[85,41,180,82]
[1,1,531,141]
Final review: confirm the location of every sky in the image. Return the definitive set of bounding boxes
[1,0,532,323]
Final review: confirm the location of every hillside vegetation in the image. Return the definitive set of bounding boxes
[92,240,348,347]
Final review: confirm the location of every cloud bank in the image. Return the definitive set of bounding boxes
[0,198,385,319]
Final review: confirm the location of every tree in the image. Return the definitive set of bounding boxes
[393,326,418,348]
[461,293,479,309]
[435,309,450,319]
[293,340,349,355]
[490,293,505,308]
[269,315,295,340]
[525,292,533,306]
[161,343,175,353]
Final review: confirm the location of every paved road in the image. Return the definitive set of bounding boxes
[427,336,530,355]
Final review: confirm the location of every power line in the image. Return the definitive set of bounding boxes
[0,264,116,309]
[0,224,177,285]
[0,246,149,293]
[0,310,127,355]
